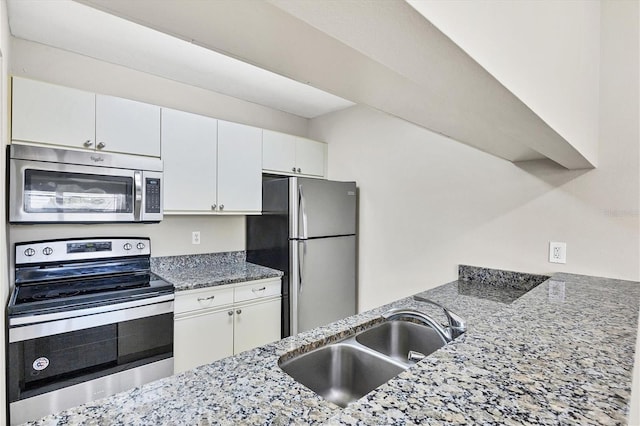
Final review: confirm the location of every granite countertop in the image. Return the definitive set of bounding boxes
[26,266,640,425]
[150,251,283,292]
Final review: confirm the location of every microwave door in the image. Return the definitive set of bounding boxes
[10,159,137,223]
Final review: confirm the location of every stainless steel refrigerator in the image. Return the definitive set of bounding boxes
[247,176,357,337]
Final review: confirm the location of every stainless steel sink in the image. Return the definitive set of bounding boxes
[355,321,446,364]
[280,305,465,407]
[279,341,406,408]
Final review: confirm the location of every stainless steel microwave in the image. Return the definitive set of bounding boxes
[9,144,163,223]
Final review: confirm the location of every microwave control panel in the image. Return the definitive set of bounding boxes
[145,178,161,213]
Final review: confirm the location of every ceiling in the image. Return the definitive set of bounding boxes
[6,0,355,119]
[6,0,594,169]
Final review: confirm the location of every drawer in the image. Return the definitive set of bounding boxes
[234,279,281,303]
[175,286,234,314]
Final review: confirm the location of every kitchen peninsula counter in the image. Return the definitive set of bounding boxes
[26,267,640,425]
[151,251,283,292]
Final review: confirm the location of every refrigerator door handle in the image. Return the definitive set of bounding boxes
[290,240,300,335]
[298,184,309,239]
[298,240,307,293]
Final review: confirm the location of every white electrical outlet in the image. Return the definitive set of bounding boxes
[192,231,201,245]
[549,242,566,264]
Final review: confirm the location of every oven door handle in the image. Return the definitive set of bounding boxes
[134,170,143,221]
[9,294,174,343]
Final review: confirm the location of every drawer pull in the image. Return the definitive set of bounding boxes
[197,295,216,302]
[251,286,267,293]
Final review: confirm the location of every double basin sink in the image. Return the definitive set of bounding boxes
[279,305,464,408]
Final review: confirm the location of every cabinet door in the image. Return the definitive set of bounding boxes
[12,77,95,149]
[217,121,262,212]
[233,298,281,354]
[296,137,326,177]
[262,130,296,174]
[174,309,234,373]
[96,94,161,157]
[161,108,217,212]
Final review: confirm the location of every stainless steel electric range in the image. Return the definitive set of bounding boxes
[7,237,175,425]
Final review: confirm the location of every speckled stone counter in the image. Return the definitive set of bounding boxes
[151,251,283,291]
[24,266,640,426]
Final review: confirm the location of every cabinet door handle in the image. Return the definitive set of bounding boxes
[211,204,217,210]
[219,204,224,211]
[292,167,296,172]
[251,286,266,293]
[197,295,215,302]
[297,168,301,173]
[236,309,242,315]
[83,140,93,147]
[97,142,106,150]
[228,310,233,316]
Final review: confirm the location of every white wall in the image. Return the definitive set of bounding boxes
[309,1,638,312]
[9,215,244,257]
[408,0,601,166]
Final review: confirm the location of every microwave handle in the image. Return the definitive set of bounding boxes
[134,171,143,221]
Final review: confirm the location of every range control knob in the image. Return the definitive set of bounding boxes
[123,243,132,251]
[136,242,146,250]
[24,248,36,257]
[42,247,53,256]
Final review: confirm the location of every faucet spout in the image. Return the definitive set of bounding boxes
[382,308,453,342]
[413,295,467,339]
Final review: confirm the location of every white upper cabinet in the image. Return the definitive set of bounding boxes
[161,108,217,212]
[161,110,262,214]
[262,130,296,173]
[217,121,262,213]
[11,77,161,157]
[12,77,95,149]
[295,137,326,177]
[262,129,326,177]
[95,95,161,157]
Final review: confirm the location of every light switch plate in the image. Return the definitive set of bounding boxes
[549,241,566,264]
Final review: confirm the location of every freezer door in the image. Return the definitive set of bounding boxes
[290,235,356,334]
[292,178,356,239]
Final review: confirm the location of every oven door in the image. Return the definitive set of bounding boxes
[9,158,138,223]
[8,297,174,407]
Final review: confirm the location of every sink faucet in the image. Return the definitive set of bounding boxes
[382,308,453,343]
[381,298,466,343]
[413,296,466,340]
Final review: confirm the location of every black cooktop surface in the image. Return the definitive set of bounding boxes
[8,272,173,317]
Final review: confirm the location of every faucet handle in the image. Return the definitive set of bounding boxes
[446,310,466,338]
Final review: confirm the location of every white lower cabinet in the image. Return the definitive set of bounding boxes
[173,278,281,374]
[233,298,281,354]
[174,308,234,373]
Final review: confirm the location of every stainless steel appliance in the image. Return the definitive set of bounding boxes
[8,144,163,223]
[247,176,357,337]
[7,237,174,425]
